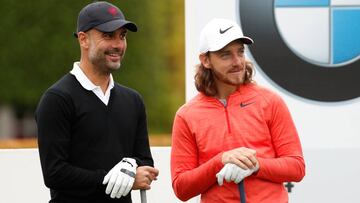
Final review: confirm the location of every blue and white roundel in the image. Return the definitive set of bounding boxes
[274,0,360,67]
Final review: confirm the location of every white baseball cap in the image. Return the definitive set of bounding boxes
[199,18,254,54]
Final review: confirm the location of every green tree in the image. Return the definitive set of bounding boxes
[0,0,184,135]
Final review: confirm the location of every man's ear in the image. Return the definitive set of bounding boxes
[199,53,211,69]
[77,32,89,49]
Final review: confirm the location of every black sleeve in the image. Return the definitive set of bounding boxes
[35,90,106,196]
[133,94,154,167]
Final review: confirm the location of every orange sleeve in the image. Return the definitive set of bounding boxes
[170,114,224,201]
[255,94,305,183]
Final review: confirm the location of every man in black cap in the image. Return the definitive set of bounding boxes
[35,1,159,202]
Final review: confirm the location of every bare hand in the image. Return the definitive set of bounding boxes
[132,166,159,190]
[221,147,258,170]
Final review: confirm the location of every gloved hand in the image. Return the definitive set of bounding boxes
[216,163,258,186]
[103,157,137,198]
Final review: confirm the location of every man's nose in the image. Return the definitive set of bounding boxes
[112,37,125,49]
[232,54,243,66]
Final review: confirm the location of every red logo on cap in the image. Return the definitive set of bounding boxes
[108,7,118,16]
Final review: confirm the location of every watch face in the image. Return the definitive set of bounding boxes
[239,0,360,101]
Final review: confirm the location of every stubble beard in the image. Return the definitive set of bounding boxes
[212,67,245,87]
[89,45,122,74]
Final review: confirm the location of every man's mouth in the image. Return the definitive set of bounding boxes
[228,68,244,73]
[106,52,121,61]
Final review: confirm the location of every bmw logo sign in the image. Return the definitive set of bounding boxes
[239,0,360,101]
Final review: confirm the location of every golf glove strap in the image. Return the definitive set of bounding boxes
[103,157,137,198]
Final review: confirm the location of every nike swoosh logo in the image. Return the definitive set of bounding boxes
[219,26,233,34]
[240,102,255,108]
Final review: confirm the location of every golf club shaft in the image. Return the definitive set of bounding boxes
[239,180,246,203]
[140,189,147,203]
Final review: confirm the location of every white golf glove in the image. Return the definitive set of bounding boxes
[216,163,258,186]
[103,157,137,198]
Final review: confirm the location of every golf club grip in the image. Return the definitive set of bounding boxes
[140,189,147,203]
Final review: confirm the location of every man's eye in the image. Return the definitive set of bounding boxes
[120,33,127,39]
[103,33,113,38]
[220,53,229,58]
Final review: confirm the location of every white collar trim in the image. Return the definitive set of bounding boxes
[70,62,114,91]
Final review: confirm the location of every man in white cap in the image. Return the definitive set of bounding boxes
[36,2,158,202]
[171,18,305,203]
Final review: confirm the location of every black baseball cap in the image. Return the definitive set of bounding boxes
[74,1,137,38]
